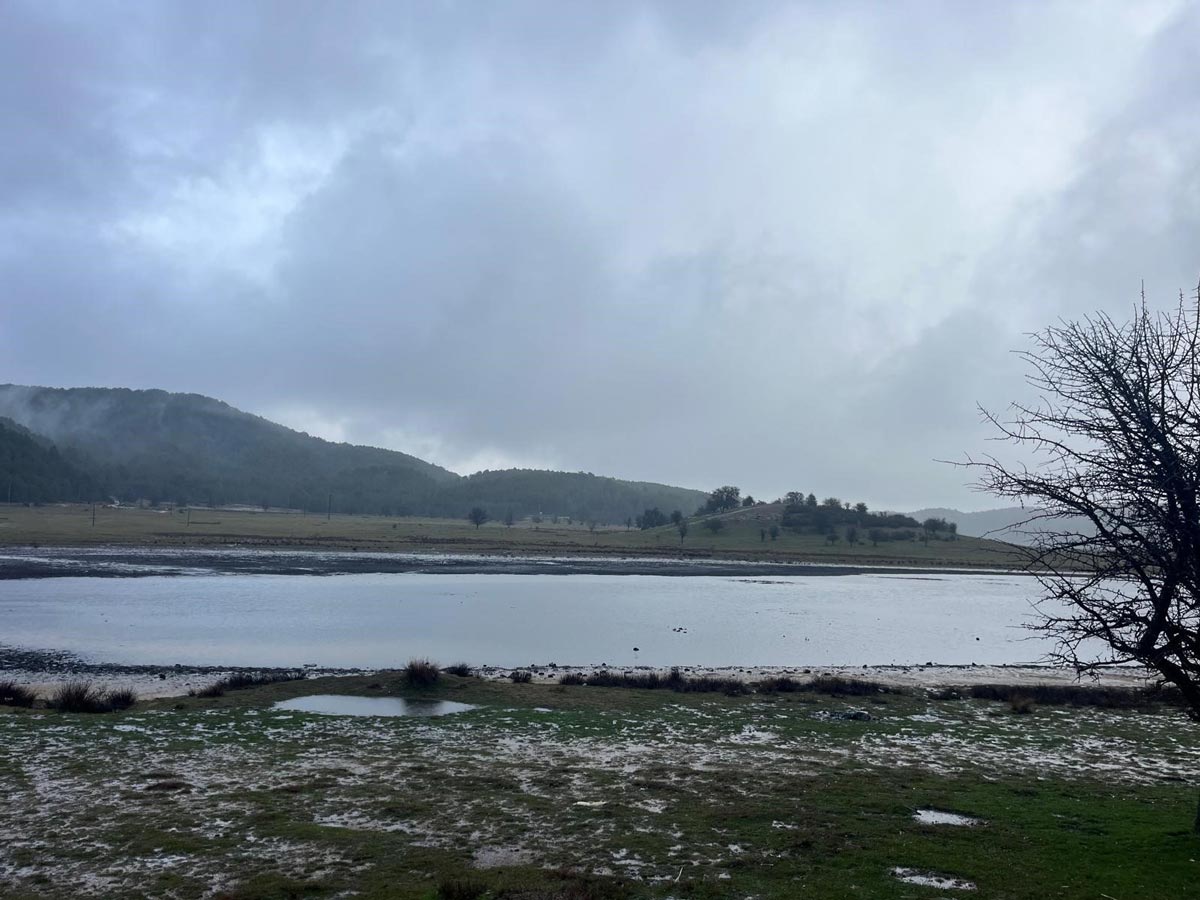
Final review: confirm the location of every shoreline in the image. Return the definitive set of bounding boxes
[0,543,1029,580]
[1,642,1156,699]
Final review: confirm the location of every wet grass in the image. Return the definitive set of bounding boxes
[3,671,1199,898]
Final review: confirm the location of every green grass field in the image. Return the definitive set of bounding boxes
[0,504,1026,569]
[1,672,1197,898]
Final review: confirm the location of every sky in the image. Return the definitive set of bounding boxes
[4,0,1199,511]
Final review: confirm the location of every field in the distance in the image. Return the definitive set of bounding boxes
[0,504,1025,569]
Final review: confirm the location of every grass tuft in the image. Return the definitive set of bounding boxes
[49,682,138,713]
[509,670,533,683]
[558,672,586,686]
[404,658,441,687]
[0,680,37,708]
[443,663,474,677]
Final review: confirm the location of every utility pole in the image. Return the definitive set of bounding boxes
[327,493,332,521]
[91,503,96,527]
[186,507,191,527]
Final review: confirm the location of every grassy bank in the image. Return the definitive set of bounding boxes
[0,504,1025,569]
[1,672,1197,898]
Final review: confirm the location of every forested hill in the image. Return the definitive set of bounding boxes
[0,416,96,503]
[0,385,706,522]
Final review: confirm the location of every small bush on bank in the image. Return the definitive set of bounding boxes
[0,680,36,707]
[558,672,586,685]
[49,682,138,713]
[404,658,441,687]
[509,670,533,683]
[443,663,474,677]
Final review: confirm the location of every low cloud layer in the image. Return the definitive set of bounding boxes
[4,0,1199,509]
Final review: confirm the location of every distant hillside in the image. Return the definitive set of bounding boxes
[0,385,706,522]
[0,416,95,503]
[910,506,1094,544]
[440,469,708,525]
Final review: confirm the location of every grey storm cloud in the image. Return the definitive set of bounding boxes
[3,0,1199,509]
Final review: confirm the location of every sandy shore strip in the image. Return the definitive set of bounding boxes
[1,642,1160,700]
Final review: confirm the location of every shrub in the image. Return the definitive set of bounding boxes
[0,680,36,708]
[443,663,474,677]
[404,658,441,687]
[49,682,138,713]
[106,688,137,711]
[509,670,533,683]
[558,672,586,686]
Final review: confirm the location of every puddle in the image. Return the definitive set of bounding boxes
[273,695,477,717]
[914,809,983,826]
[891,867,977,890]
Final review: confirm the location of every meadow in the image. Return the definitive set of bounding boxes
[1,670,1197,899]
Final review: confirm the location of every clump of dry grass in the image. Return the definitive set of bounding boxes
[49,682,137,713]
[404,658,441,687]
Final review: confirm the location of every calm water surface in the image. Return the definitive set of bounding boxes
[273,695,477,717]
[0,571,1047,668]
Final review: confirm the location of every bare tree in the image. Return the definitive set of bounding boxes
[968,290,1200,827]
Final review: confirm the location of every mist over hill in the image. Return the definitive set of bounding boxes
[0,385,706,522]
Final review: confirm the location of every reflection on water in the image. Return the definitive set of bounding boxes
[274,695,477,717]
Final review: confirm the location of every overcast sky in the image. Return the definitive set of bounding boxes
[4,1,1199,510]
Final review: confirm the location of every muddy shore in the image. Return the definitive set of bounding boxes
[0,544,1022,580]
[1,643,1155,700]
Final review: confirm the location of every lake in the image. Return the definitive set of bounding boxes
[0,570,1051,668]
